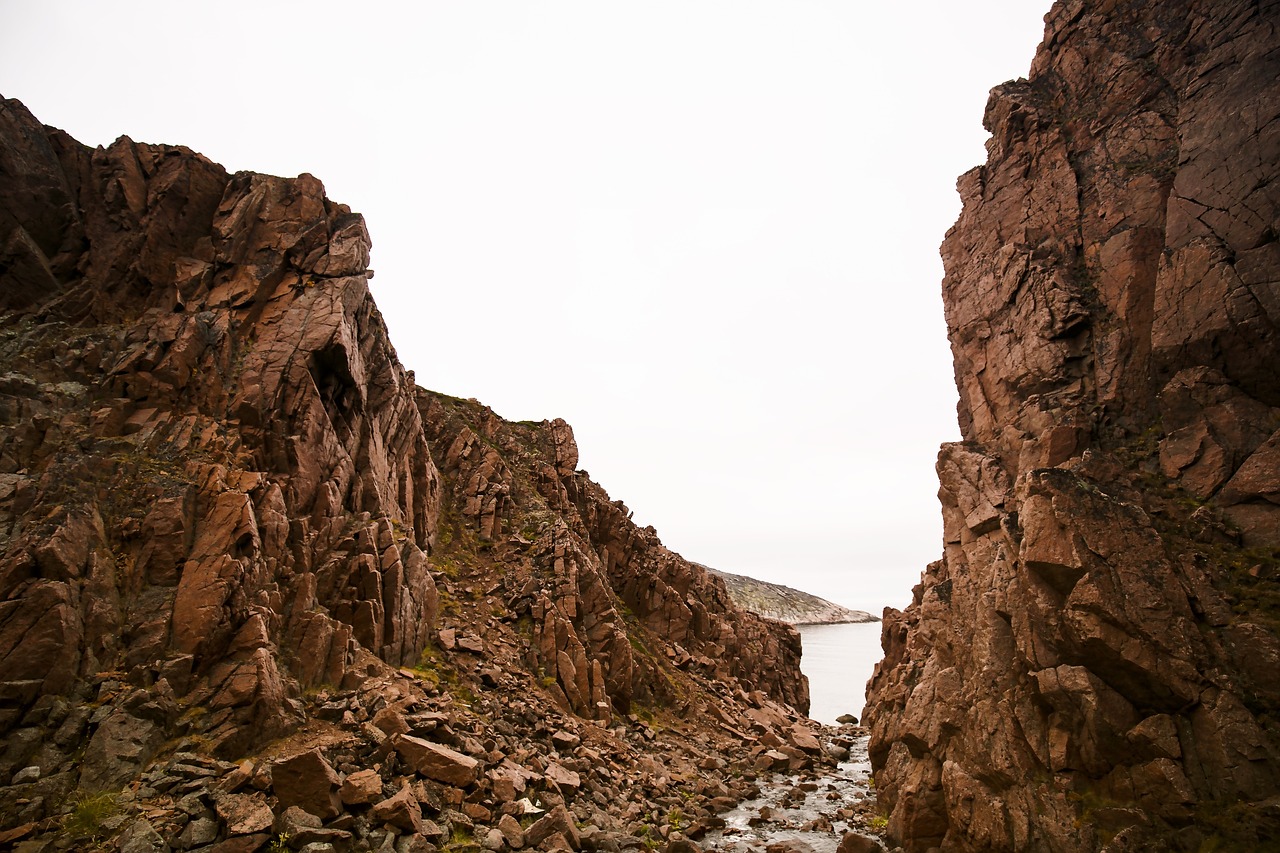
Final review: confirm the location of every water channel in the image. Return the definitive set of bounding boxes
[701,733,878,853]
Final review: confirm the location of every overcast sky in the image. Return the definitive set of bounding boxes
[1,1,1051,614]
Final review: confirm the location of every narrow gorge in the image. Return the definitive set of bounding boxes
[864,0,1280,850]
[1,0,1278,851]
[0,95,871,852]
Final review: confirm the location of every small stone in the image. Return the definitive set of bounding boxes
[274,805,323,836]
[116,818,168,853]
[341,768,385,804]
[180,817,219,847]
[219,760,255,792]
[272,749,341,819]
[525,804,580,851]
[666,838,702,853]
[457,634,485,654]
[373,706,411,738]
[545,763,580,791]
[206,832,272,852]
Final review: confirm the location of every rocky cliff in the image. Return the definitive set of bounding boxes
[0,96,817,847]
[704,568,877,625]
[863,1,1280,850]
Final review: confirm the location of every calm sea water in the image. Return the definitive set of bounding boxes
[798,621,884,724]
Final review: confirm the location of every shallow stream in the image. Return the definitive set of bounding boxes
[701,735,880,853]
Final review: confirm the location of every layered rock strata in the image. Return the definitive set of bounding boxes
[864,1,1280,850]
[0,94,809,844]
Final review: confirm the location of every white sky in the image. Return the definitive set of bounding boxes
[1,1,1051,614]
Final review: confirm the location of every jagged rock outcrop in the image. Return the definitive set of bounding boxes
[703,567,878,625]
[419,394,810,717]
[864,2,1280,851]
[0,94,809,841]
[0,97,442,765]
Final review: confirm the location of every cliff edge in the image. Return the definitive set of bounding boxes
[864,1,1280,850]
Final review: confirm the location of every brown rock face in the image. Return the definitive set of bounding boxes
[0,95,442,759]
[863,2,1280,850]
[0,94,807,826]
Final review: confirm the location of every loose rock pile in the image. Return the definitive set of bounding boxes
[2,650,866,852]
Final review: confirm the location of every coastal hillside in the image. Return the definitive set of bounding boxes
[863,1,1280,850]
[0,96,842,850]
[703,567,877,625]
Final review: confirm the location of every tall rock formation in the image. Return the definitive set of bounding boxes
[0,94,808,837]
[864,1,1280,850]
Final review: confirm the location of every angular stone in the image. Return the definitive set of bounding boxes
[117,819,168,853]
[209,835,272,853]
[274,805,322,836]
[372,706,411,738]
[835,833,884,853]
[498,813,526,848]
[79,711,163,792]
[271,750,341,819]
[372,784,424,834]
[787,725,822,754]
[213,791,274,835]
[550,730,580,751]
[394,735,479,786]
[524,804,581,851]
[544,762,580,790]
[340,767,384,805]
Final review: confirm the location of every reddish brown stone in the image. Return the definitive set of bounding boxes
[372,784,424,834]
[340,768,385,805]
[271,749,341,819]
[394,735,479,786]
[524,804,581,851]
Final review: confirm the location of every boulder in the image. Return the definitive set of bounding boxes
[372,784,424,834]
[340,768,385,805]
[271,750,341,819]
[213,791,274,835]
[524,804,581,850]
[835,833,883,853]
[394,735,479,786]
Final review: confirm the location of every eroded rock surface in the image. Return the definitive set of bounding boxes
[864,2,1280,850]
[0,95,812,847]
